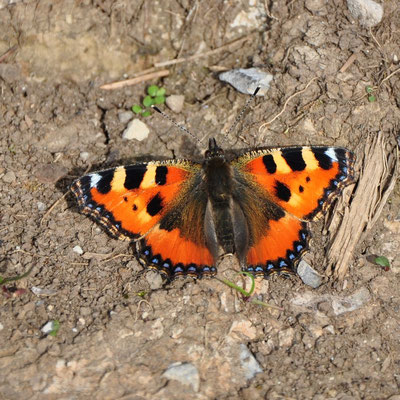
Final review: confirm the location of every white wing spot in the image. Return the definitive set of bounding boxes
[90,173,102,188]
[325,148,338,162]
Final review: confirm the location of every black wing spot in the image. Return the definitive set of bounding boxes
[123,196,128,202]
[124,165,147,189]
[132,204,138,211]
[281,149,306,171]
[96,171,113,194]
[299,185,304,193]
[155,166,168,185]
[275,180,291,202]
[312,149,332,170]
[147,193,163,216]
[262,154,277,174]
[306,176,311,182]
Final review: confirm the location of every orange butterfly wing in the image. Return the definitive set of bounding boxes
[71,161,215,278]
[233,146,354,275]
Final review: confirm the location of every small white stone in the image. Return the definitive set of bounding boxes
[0,322,4,331]
[37,202,46,211]
[122,118,150,141]
[239,344,263,380]
[73,245,83,255]
[80,151,89,161]
[2,171,16,183]
[41,321,56,334]
[347,0,383,27]
[219,68,273,96]
[162,362,200,392]
[118,110,134,124]
[166,95,185,113]
[297,260,323,288]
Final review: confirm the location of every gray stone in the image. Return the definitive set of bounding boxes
[239,344,263,380]
[162,362,200,392]
[2,171,16,183]
[331,287,371,315]
[347,0,383,27]
[166,95,184,113]
[297,260,323,288]
[118,110,134,124]
[122,118,149,141]
[219,68,273,96]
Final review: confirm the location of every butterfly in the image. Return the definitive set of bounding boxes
[71,136,354,281]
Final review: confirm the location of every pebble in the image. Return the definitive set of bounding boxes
[118,110,134,124]
[347,0,383,27]
[41,321,57,335]
[80,151,89,161]
[122,118,150,141]
[219,67,273,96]
[0,322,3,331]
[37,201,46,211]
[331,287,371,315]
[145,270,164,290]
[31,286,57,296]
[72,245,84,255]
[162,362,200,392]
[297,260,323,288]
[166,95,184,113]
[2,171,16,183]
[239,344,263,380]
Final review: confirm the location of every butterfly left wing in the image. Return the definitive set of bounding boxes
[71,161,216,279]
[232,146,354,276]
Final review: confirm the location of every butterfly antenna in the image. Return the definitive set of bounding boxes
[224,87,260,138]
[152,105,200,144]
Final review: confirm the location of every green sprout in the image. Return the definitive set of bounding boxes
[219,271,283,310]
[375,256,390,270]
[365,86,376,102]
[132,85,166,117]
[0,265,34,285]
[49,320,60,337]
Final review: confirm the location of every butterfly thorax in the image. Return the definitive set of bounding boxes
[202,138,249,265]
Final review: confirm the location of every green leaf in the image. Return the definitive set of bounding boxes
[142,95,154,107]
[368,95,376,102]
[49,320,60,337]
[156,87,166,96]
[153,95,166,105]
[136,291,147,297]
[366,86,374,94]
[147,85,159,97]
[132,104,143,114]
[142,110,152,117]
[375,256,390,268]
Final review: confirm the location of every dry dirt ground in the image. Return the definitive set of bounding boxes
[1,1,400,399]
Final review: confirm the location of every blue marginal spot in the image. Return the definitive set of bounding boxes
[151,257,159,264]
[255,266,263,272]
[210,266,217,273]
[288,252,295,260]
[279,260,288,268]
[162,262,171,269]
[174,266,183,273]
[115,223,120,229]
[339,175,346,181]
[342,167,348,174]
[267,263,274,270]
[88,203,94,208]
[203,266,210,272]
[332,180,338,186]
[296,244,304,253]
[144,249,150,256]
[300,232,307,241]
[187,265,196,273]
[246,266,254,272]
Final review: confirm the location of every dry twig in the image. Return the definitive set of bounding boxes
[100,70,170,90]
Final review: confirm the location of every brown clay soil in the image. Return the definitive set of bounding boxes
[1,1,400,399]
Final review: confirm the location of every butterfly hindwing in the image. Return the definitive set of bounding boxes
[232,146,354,276]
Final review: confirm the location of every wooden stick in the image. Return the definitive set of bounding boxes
[339,53,357,73]
[100,69,169,90]
[0,45,17,64]
[154,34,254,68]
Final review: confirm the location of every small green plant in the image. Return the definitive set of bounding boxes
[49,320,60,337]
[375,255,390,270]
[366,86,376,102]
[0,265,34,285]
[132,85,166,117]
[219,271,283,310]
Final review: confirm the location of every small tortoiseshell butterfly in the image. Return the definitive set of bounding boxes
[71,137,354,280]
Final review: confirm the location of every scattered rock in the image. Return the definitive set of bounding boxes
[166,95,184,113]
[41,321,57,335]
[229,320,257,341]
[331,287,371,315]
[34,163,68,184]
[145,270,163,290]
[297,260,323,288]
[347,0,383,27]
[239,344,263,380]
[31,286,57,296]
[162,362,200,392]
[122,118,150,141]
[80,151,89,161]
[278,327,295,347]
[72,245,84,255]
[2,171,16,183]
[37,201,46,211]
[118,110,134,124]
[219,68,273,96]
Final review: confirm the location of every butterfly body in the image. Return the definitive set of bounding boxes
[71,138,354,281]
